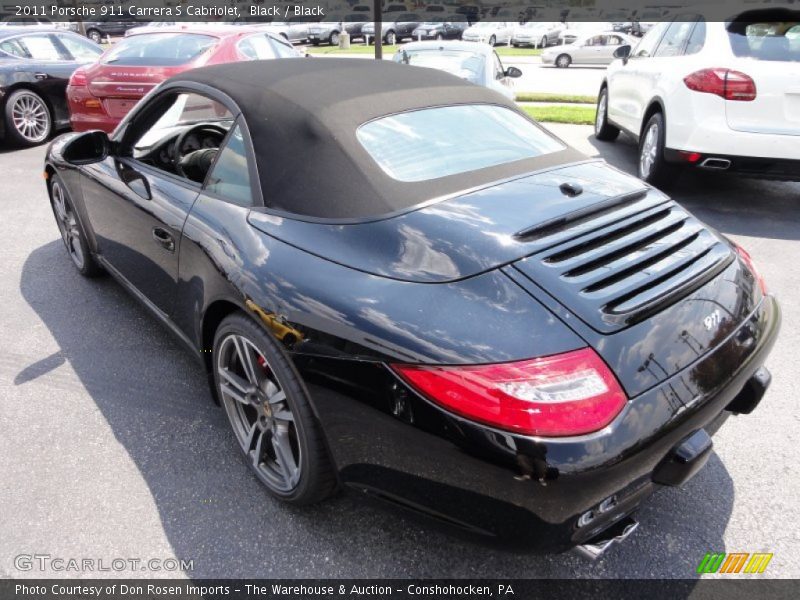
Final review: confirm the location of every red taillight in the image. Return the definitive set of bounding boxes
[733,242,767,294]
[391,348,627,437]
[69,68,88,87]
[683,68,756,101]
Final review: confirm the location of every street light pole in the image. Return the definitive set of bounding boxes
[374,0,382,60]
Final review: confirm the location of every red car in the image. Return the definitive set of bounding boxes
[67,26,301,133]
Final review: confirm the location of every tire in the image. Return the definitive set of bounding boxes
[541,36,548,48]
[87,29,102,43]
[488,35,496,46]
[638,112,676,187]
[385,30,396,45]
[555,53,571,68]
[329,31,340,46]
[213,313,337,505]
[594,87,620,142]
[4,89,52,147]
[48,174,103,278]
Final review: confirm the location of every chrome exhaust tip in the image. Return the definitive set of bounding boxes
[699,158,731,170]
[573,517,639,560]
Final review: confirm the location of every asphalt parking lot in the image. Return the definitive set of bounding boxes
[0,124,798,579]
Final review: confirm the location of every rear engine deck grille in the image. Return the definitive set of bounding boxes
[513,199,733,332]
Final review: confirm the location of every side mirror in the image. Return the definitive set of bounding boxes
[613,44,632,59]
[504,66,522,78]
[62,130,110,165]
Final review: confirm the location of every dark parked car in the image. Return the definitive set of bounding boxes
[0,28,101,146]
[307,13,368,45]
[44,59,780,557]
[410,15,469,41]
[83,16,143,43]
[361,13,423,44]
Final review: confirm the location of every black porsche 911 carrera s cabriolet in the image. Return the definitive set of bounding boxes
[44,59,780,558]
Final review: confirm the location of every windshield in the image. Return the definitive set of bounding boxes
[398,50,484,83]
[102,33,217,66]
[357,104,565,182]
[134,93,233,152]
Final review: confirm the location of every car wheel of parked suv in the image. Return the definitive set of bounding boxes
[541,36,548,48]
[556,54,571,68]
[330,31,340,46]
[594,87,620,141]
[488,35,496,46]
[386,31,396,45]
[638,112,675,186]
[86,29,102,44]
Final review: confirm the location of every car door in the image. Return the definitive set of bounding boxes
[575,34,605,63]
[176,120,259,340]
[606,21,669,134]
[597,34,626,63]
[79,91,235,318]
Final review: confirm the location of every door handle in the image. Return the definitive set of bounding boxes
[34,72,48,80]
[152,227,175,253]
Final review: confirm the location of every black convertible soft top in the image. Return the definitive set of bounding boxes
[168,58,583,220]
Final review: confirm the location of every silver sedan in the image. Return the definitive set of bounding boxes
[541,31,636,67]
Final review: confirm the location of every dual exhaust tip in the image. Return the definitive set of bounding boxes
[573,517,639,560]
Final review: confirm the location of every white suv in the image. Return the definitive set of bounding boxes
[594,9,800,186]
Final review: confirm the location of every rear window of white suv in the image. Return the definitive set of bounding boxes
[727,17,800,61]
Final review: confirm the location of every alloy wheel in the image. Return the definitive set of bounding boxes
[640,122,659,179]
[51,180,86,270]
[330,31,340,46]
[595,91,607,135]
[386,31,396,45]
[556,54,571,68]
[217,333,301,493]
[11,92,50,144]
[88,30,101,43]
[541,36,547,48]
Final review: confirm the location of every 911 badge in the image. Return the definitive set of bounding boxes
[704,309,722,330]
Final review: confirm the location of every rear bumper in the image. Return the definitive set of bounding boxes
[664,100,800,165]
[307,294,781,553]
[665,149,800,181]
[67,85,124,134]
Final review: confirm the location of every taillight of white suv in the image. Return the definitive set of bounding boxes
[683,68,757,101]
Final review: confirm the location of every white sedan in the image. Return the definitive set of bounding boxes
[596,14,800,185]
[512,22,564,47]
[541,31,636,67]
[393,41,521,100]
[461,22,515,46]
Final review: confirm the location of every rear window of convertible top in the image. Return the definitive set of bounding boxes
[356,104,565,182]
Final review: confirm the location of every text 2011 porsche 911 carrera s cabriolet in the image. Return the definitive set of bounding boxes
[44,59,780,558]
